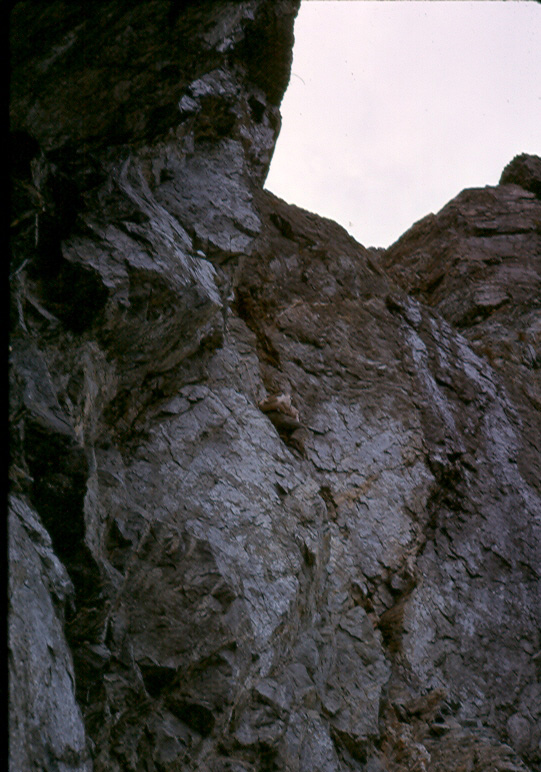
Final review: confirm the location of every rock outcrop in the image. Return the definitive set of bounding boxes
[9,2,540,770]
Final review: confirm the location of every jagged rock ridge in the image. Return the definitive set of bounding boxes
[9,2,541,771]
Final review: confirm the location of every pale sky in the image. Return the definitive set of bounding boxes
[265,1,541,248]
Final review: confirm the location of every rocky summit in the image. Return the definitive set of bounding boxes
[8,2,541,771]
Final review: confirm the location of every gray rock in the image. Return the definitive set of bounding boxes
[8,496,92,772]
[9,1,541,770]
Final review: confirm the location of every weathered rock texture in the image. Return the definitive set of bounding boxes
[8,2,541,771]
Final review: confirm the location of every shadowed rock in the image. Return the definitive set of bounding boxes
[8,2,540,770]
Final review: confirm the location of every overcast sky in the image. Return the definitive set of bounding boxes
[265,0,541,248]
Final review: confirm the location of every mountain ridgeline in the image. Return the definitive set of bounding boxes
[9,2,541,770]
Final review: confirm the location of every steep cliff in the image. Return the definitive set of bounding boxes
[9,2,541,771]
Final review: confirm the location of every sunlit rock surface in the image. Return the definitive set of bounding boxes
[9,2,540,770]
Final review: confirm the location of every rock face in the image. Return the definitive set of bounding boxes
[8,2,540,771]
